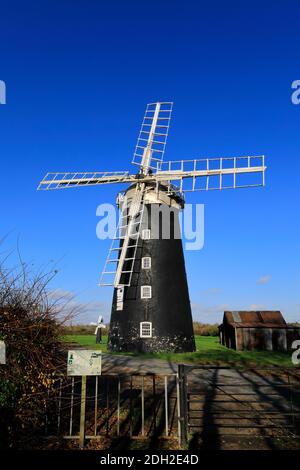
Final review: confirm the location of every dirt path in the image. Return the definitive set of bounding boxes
[101,353,178,375]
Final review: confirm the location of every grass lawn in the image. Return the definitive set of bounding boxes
[62,335,296,367]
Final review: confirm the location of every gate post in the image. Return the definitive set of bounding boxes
[177,364,188,447]
[79,375,87,448]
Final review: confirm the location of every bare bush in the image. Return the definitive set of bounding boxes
[0,256,78,447]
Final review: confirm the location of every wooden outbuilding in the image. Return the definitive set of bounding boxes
[219,311,300,351]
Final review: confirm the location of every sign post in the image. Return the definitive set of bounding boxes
[0,341,6,365]
[67,350,102,448]
[79,376,87,448]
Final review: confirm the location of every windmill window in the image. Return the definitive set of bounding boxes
[142,257,151,269]
[141,285,152,299]
[141,229,151,240]
[140,321,152,338]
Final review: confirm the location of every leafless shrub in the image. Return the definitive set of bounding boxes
[0,254,79,447]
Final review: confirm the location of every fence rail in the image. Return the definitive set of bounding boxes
[45,373,179,447]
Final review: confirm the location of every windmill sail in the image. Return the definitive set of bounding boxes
[37,171,131,190]
[132,102,173,171]
[156,155,266,193]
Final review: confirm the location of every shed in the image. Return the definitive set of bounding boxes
[218,311,300,351]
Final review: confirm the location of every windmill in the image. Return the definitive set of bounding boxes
[38,102,266,353]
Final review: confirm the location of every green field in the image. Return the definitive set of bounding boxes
[63,335,295,367]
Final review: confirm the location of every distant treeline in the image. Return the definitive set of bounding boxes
[193,322,219,336]
[62,321,300,337]
[61,324,96,335]
[62,322,220,336]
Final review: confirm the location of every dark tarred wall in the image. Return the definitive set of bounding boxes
[108,203,195,353]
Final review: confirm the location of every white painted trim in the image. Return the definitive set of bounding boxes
[142,257,151,269]
[141,285,152,299]
[140,321,152,338]
[142,229,151,240]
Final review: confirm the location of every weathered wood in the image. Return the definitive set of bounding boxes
[178,364,188,447]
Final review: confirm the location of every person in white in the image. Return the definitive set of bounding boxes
[95,315,106,344]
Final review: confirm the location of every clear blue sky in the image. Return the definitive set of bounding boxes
[0,0,299,324]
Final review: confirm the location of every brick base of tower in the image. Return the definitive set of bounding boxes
[108,200,196,353]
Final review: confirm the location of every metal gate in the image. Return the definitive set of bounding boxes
[177,365,300,447]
